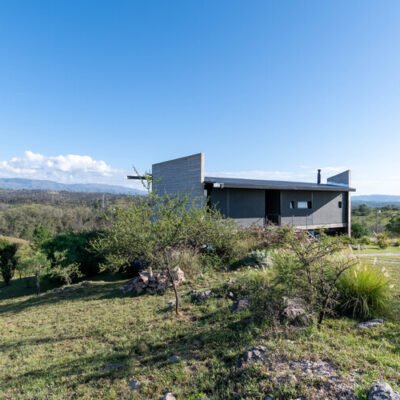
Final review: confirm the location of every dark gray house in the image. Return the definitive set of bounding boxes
[151,153,356,235]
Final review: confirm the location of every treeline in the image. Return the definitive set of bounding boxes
[352,204,400,238]
[0,189,132,207]
[0,190,143,241]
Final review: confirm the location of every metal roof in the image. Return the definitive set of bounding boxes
[204,176,356,192]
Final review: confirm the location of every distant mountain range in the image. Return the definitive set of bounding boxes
[0,178,144,195]
[352,195,400,207]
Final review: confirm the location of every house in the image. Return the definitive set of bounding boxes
[149,153,356,235]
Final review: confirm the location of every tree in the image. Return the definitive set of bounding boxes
[0,240,18,285]
[93,194,239,315]
[386,216,400,235]
[19,252,51,295]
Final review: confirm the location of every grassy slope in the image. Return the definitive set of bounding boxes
[0,257,399,400]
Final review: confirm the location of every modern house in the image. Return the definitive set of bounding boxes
[148,153,356,235]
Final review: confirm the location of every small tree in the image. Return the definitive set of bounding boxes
[93,193,239,315]
[274,231,357,327]
[19,252,51,295]
[0,239,19,285]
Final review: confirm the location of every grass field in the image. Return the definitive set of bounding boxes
[0,254,399,399]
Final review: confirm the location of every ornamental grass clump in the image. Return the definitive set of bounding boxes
[338,261,394,319]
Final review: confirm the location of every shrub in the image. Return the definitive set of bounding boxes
[376,233,389,249]
[359,236,371,245]
[271,231,356,326]
[245,249,269,268]
[43,231,103,279]
[337,263,394,319]
[352,222,369,239]
[231,269,280,321]
[393,240,400,247]
[0,239,18,285]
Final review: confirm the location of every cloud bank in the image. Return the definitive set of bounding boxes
[0,151,134,187]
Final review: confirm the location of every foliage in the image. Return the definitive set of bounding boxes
[47,251,83,285]
[93,194,241,314]
[18,251,51,294]
[0,203,109,240]
[351,221,370,238]
[338,262,394,319]
[272,230,356,326]
[244,249,269,268]
[43,231,103,279]
[376,233,390,249]
[386,216,400,235]
[0,239,18,285]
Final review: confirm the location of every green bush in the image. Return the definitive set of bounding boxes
[0,239,18,285]
[337,263,394,319]
[359,236,371,245]
[43,231,103,280]
[376,233,389,249]
[392,239,400,247]
[244,249,269,268]
[351,221,369,239]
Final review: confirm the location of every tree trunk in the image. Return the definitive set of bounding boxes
[166,265,180,316]
[35,272,40,295]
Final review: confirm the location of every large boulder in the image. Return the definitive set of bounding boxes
[368,382,400,400]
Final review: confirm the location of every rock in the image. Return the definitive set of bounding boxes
[168,355,181,363]
[170,266,185,285]
[191,289,212,303]
[239,345,269,367]
[281,297,310,326]
[128,379,140,390]
[121,269,177,295]
[160,393,176,400]
[368,381,400,400]
[231,296,250,312]
[356,319,384,329]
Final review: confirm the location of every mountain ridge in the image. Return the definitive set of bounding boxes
[0,178,144,195]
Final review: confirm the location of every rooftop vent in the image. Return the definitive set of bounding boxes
[317,169,321,184]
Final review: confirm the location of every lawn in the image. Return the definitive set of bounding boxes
[0,255,399,400]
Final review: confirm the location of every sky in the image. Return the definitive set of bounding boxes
[0,1,399,195]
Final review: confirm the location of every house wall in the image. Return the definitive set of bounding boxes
[209,188,265,227]
[210,188,348,229]
[152,153,205,205]
[280,190,347,228]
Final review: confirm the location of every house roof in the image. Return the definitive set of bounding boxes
[204,176,356,192]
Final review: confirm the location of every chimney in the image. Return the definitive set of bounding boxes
[317,169,321,184]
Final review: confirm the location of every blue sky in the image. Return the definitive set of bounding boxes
[0,1,399,194]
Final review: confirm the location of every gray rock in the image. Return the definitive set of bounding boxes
[281,297,310,326]
[168,355,181,363]
[356,319,384,329]
[128,379,140,390]
[160,393,176,400]
[231,296,250,312]
[239,345,269,367]
[191,289,212,303]
[368,381,400,400]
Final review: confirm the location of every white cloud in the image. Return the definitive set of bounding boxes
[0,151,142,188]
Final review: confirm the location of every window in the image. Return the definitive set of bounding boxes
[338,201,342,209]
[290,201,295,209]
[297,201,309,209]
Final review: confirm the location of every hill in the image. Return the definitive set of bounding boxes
[0,178,144,195]
[352,194,400,208]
